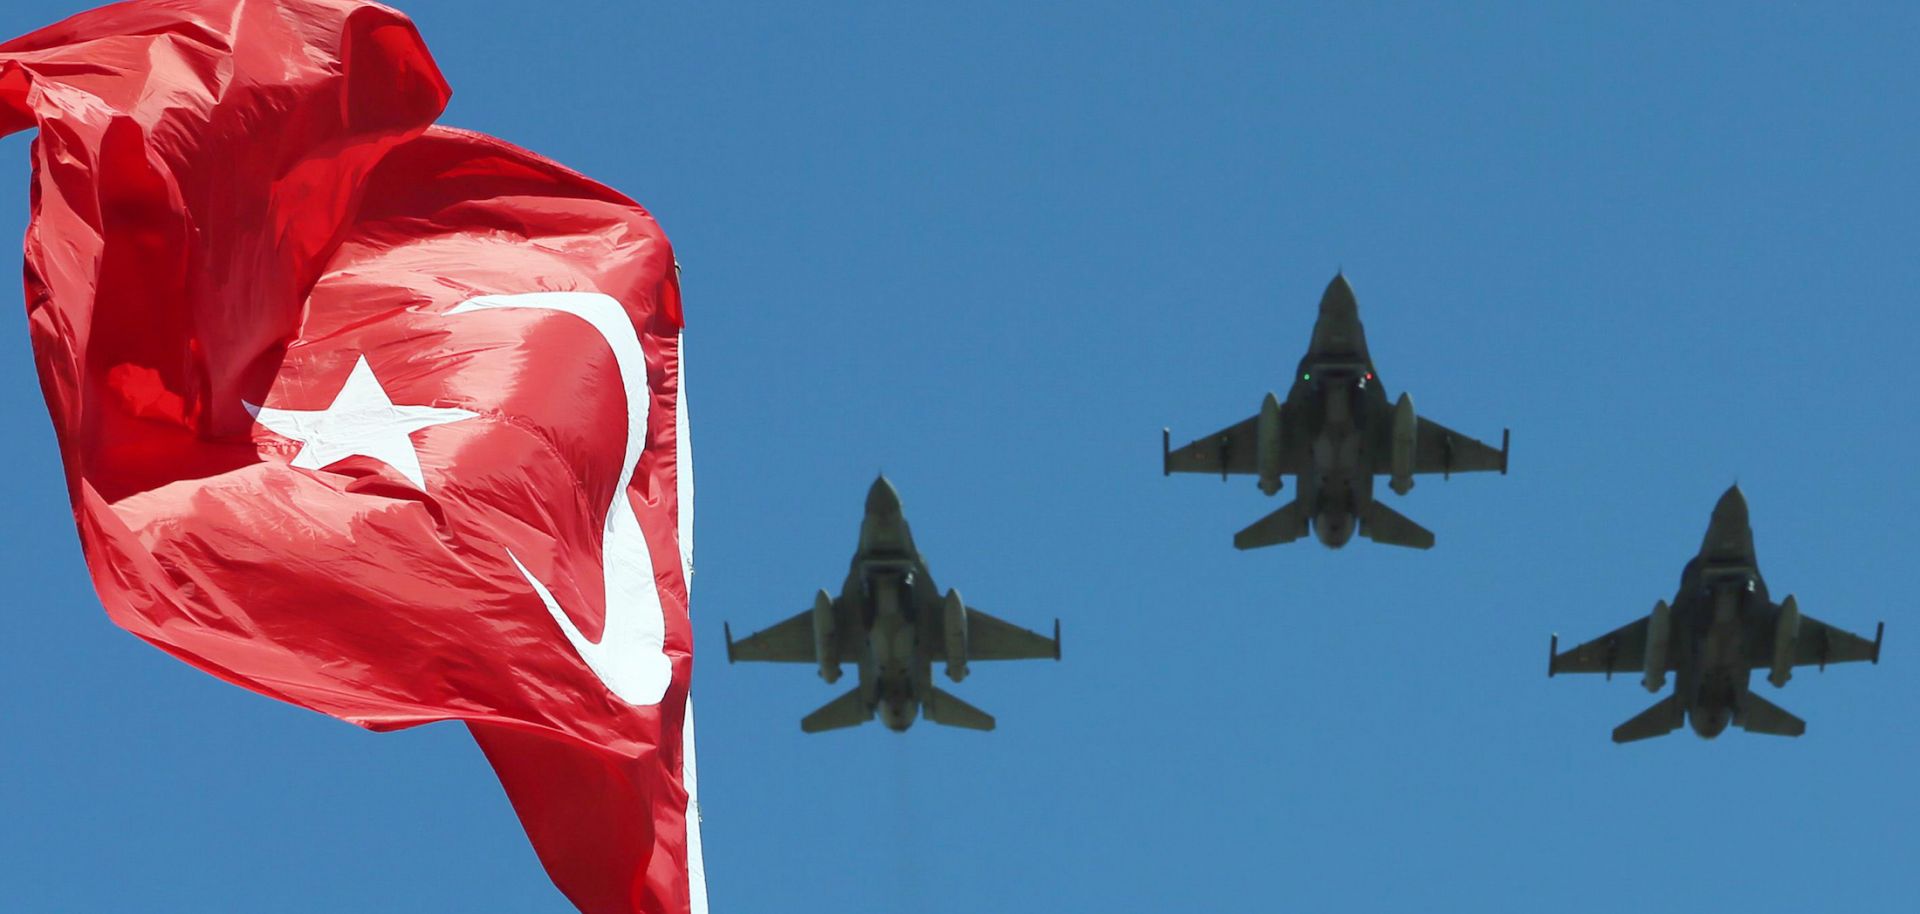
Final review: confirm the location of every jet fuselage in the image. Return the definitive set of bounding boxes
[1666,557,1768,738]
[1661,490,1771,738]
[843,481,942,731]
[1285,280,1389,547]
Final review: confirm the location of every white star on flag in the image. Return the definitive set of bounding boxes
[246,355,477,490]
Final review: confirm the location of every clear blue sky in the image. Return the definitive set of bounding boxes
[2,2,1917,911]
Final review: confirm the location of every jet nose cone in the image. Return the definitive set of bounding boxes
[1701,484,1756,560]
[866,475,903,515]
[1319,272,1358,315]
[1713,484,1749,522]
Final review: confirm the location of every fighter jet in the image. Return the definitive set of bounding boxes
[724,477,1061,733]
[1162,273,1509,550]
[1549,486,1884,742]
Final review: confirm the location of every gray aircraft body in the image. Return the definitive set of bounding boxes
[725,477,1061,733]
[1550,486,1883,742]
[1164,274,1509,549]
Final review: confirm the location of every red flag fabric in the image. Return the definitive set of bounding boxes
[0,2,705,912]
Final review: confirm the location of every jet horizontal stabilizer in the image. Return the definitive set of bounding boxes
[800,687,872,733]
[1612,694,1683,744]
[1357,500,1435,550]
[924,687,995,731]
[1233,500,1311,550]
[1735,692,1806,738]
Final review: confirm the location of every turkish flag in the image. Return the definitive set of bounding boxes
[0,2,704,912]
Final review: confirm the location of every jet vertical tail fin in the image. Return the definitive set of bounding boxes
[1356,500,1435,550]
[800,687,871,733]
[1612,694,1684,743]
[1233,500,1311,550]
[1735,691,1806,737]
[923,687,996,731]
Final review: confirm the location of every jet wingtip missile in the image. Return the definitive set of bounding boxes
[1501,428,1511,475]
[1161,427,1170,476]
[1874,622,1885,664]
[1054,618,1062,661]
[723,622,736,663]
[1548,633,1559,678]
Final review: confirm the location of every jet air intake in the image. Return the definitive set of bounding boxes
[812,589,840,683]
[1642,600,1672,693]
[1769,595,1801,688]
[1389,392,1416,495]
[943,589,969,682]
[1256,392,1284,495]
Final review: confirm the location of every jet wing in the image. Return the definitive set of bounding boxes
[728,597,861,665]
[1550,618,1650,677]
[1406,416,1508,477]
[725,610,816,662]
[1778,615,1883,669]
[1164,416,1259,476]
[963,608,1061,661]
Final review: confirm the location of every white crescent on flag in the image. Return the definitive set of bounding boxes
[449,291,674,707]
